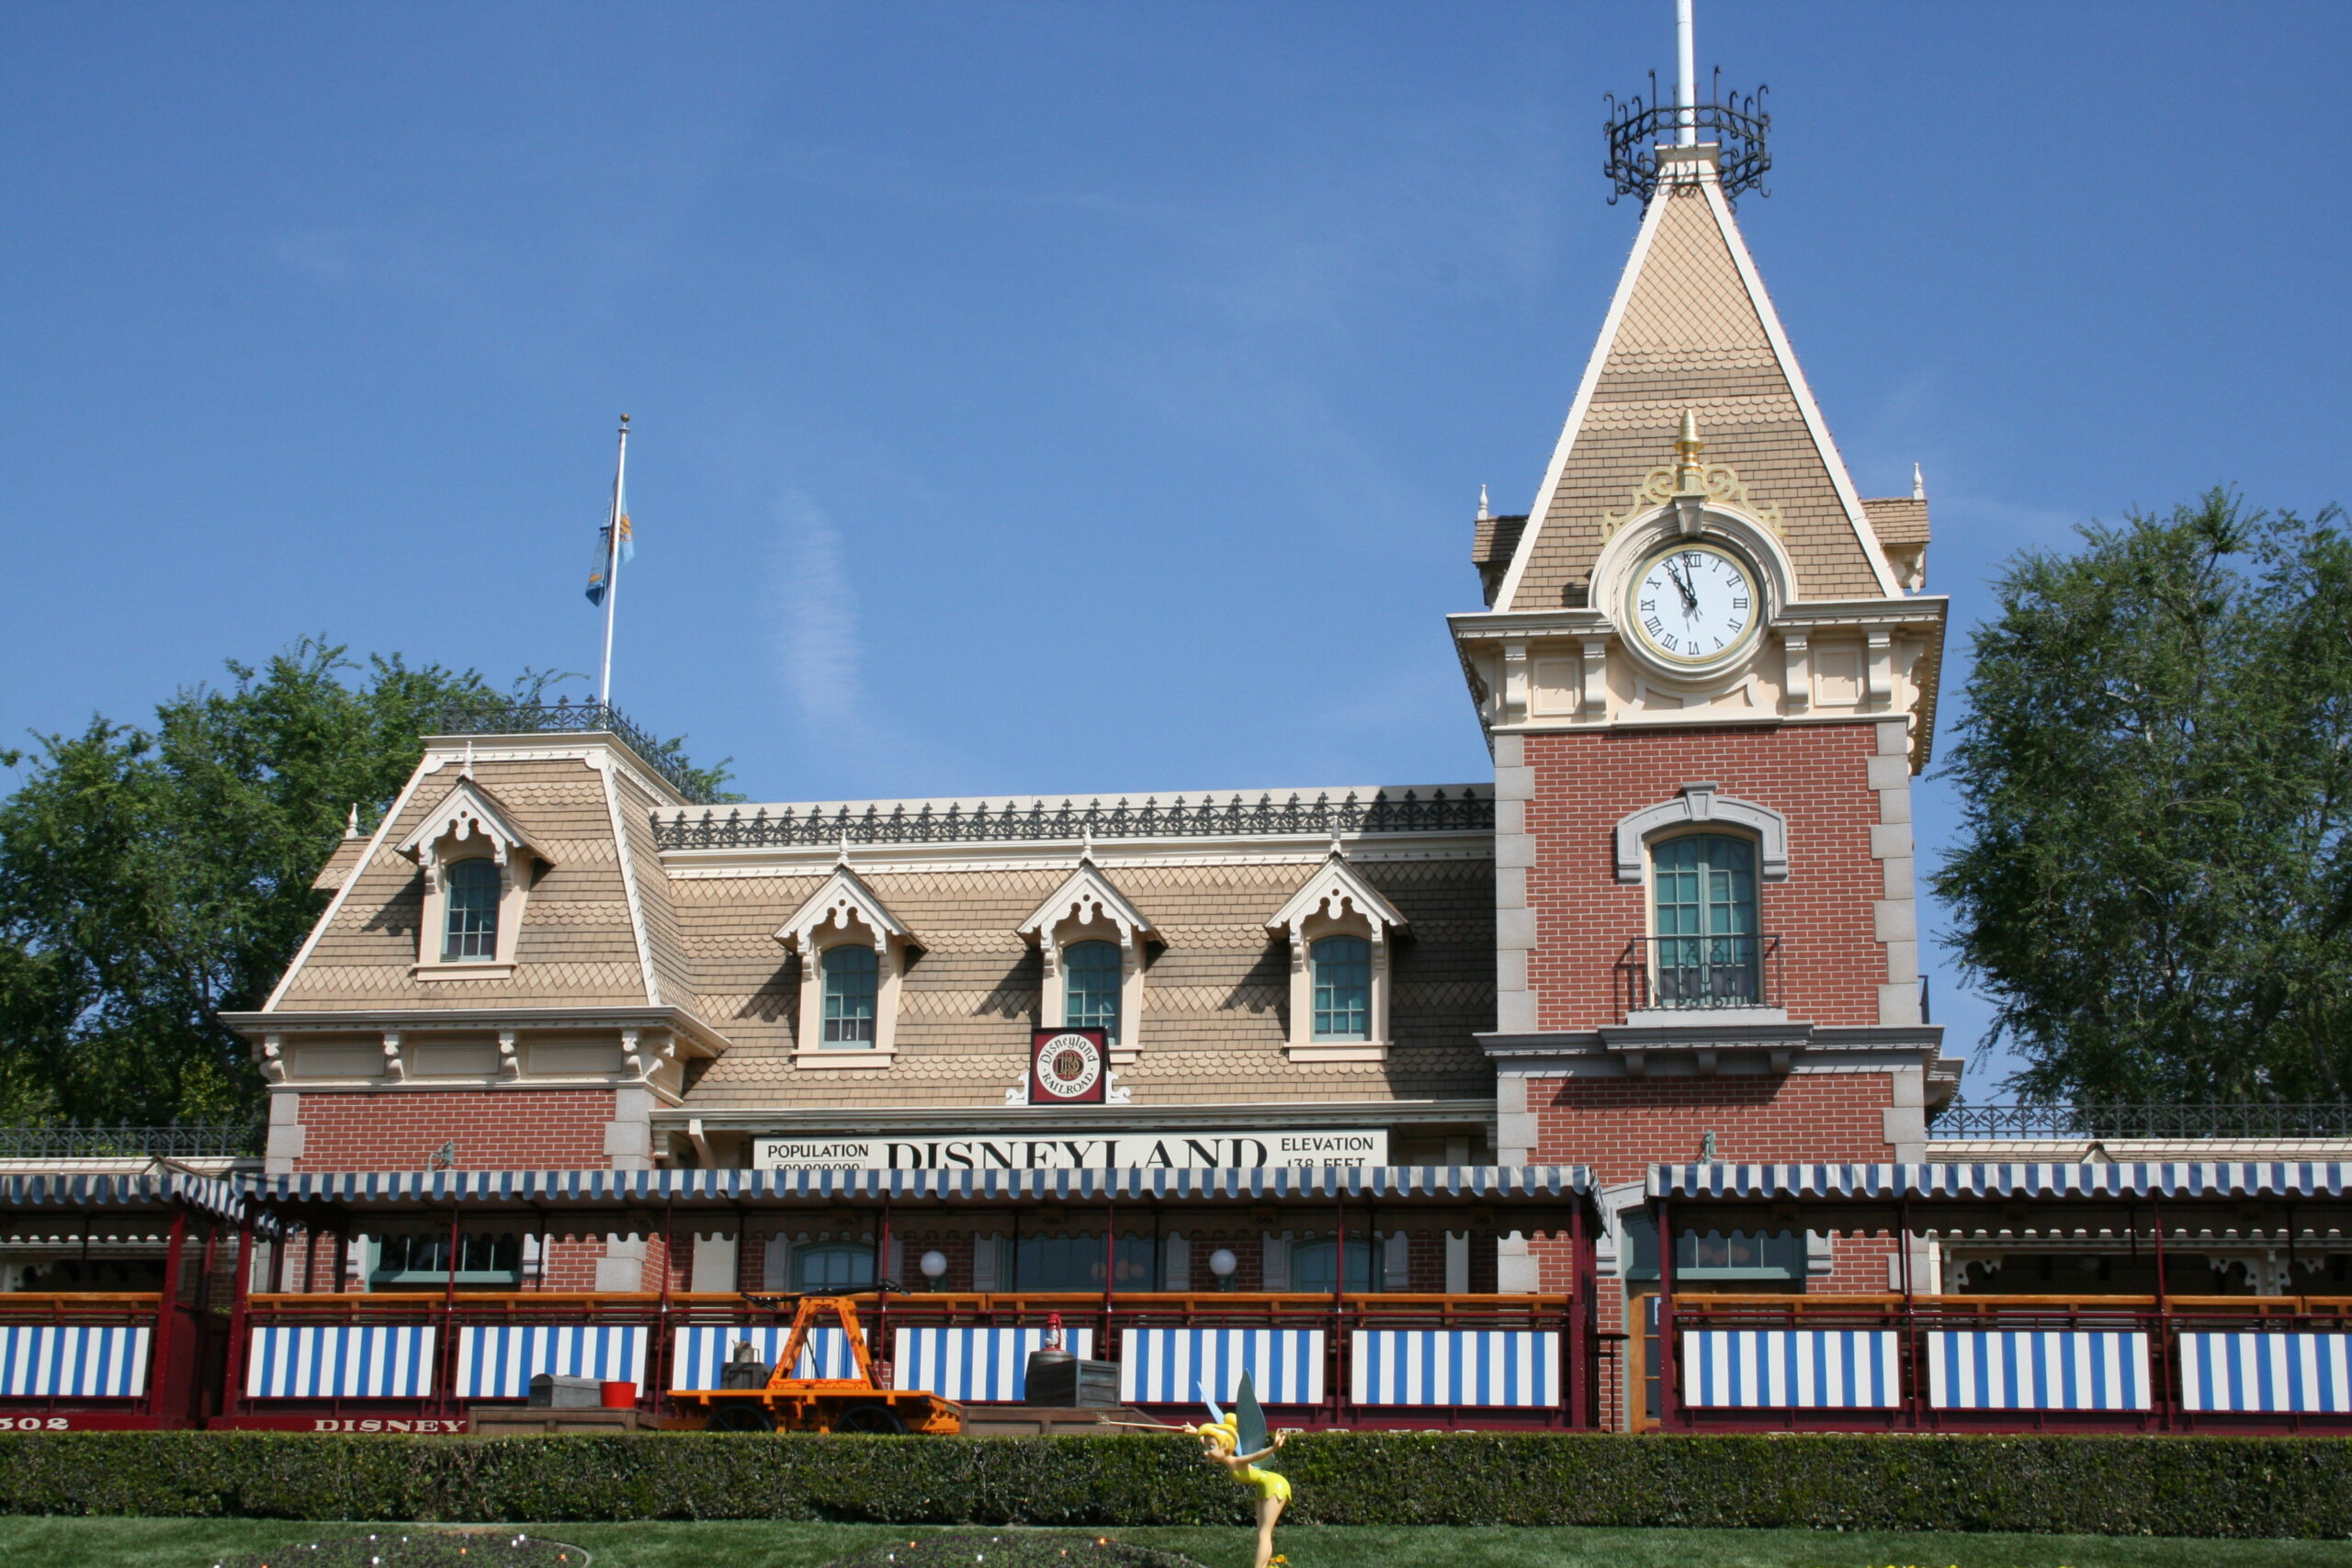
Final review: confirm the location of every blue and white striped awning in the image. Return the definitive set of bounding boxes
[245,1165,1591,1209]
[0,1171,248,1224]
[1649,1163,2352,1202]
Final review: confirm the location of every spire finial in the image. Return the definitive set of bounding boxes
[345,804,360,841]
[1476,483,1490,522]
[1673,410,1705,492]
[1912,463,1926,502]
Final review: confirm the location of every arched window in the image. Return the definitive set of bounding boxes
[1290,1237,1376,1294]
[793,1241,875,1292]
[442,859,502,962]
[1651,833,1758,1006]
[820,944,879,1047]
[1310,936,1371,1041]
[1064,941,1122,1046]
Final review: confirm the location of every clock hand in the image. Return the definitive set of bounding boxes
[1663,560,1700,613]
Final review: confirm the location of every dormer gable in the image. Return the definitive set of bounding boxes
[1019,857,1156,950]
[395,777,551,886]
[1267,848,1408,944]
[772,864,915,960]
[1021,857,1156,1064]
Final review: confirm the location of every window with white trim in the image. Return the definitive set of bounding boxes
[1650,831,1760,1006]
[1310,935,1372,1041]
[1063,940,1123,1047]
[820,943,879,1047]
[441,858,502,962]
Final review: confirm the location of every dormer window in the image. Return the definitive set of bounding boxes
[1063,941,1123,1047]
[820,943,880,1047]
[1310,935,1372,1041]
[1020,859,1157,1065]
[775,863,916,1070]
[441,859,503,962]
[396,777,550,980]
[1269,850,1407,1062]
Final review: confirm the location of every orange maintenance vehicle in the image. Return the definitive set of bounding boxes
[671,1293,964,1434]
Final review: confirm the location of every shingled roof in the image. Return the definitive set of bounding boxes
[1498,163,1901,612]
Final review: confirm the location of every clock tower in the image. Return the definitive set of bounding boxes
[1452,68,1953,1362]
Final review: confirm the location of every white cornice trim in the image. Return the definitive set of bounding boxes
[598,754,662,1009]
[775,864,915,957]
[1493,182,1671,615]
[1613,782,1790,882]
[264,769,430,1013]
[1703,179,1903,598]
[395,777,550,871]
[1266,850,1409,941]
[1019,858,1156,948]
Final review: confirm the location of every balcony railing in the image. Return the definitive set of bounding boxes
[0,1122,262,1159]
[1928,1102,2352,1141]
[1618,934,1781,1015]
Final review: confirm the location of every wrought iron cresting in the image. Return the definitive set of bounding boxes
[1928,1103,2352,1140]
[0,1122,263,1159]
[1604,69,1770,206]
[431,697,720,805]
[653,787,1494,851]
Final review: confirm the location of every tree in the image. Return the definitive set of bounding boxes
[0,640,731,1125]
[1935,491,2352,1104]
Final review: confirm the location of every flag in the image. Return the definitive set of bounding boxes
[584,484,635,606]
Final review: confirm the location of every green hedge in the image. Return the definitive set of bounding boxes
[0,1433,2346,1539]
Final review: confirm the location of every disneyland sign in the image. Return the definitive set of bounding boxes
[754,1130,1388,1173]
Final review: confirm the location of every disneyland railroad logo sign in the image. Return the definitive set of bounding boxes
[1032,1027,1109,1105]
[754,1129,1389,1171]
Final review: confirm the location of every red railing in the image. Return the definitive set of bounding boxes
[223,1289,1589,1431]
[1635,1292,2352,1434]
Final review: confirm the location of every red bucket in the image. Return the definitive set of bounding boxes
[600,1381,637,1409]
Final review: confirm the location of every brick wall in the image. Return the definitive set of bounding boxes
[291,1089,616,1171]
[1521,722,1885,1031]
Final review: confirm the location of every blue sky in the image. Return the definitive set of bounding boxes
[5,4,2346,1094]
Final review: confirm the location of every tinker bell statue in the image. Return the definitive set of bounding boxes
[1104,1370,1294,1568]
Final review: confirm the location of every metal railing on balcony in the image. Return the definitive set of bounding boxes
[431,698,720,805]
[1618,934,1781,1016]
[0,1122,262,1160]
[1928,1103,2352,1141]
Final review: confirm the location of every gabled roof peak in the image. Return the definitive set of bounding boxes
[1020,858,1155,949]
[1490,158,1901,613]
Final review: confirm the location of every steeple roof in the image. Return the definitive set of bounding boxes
[1495,152,1901,613]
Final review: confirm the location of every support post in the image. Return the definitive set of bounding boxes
[2151,1194,2173,1430]
[875,1192,892,1389]
[657,1198,676,1411]
[1097,1187,1113,1378]
[148,1210,187,1423]
[1898,1197,1918,1429]
[221,1220,254,1420]
[442,1203,461,1418]
[1657,1195,1679,1429]
[1568,1197,1590,1430]
[1331,1186,1347,1427]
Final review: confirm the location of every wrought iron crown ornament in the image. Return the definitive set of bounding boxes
[653,788,1494,852]
[1604,69,1770,207]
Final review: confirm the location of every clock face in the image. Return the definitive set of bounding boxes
[1628,543,1761,665]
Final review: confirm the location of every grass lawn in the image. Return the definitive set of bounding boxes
[0,1520,2347,1568]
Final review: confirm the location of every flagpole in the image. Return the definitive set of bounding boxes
[599,413,630,708]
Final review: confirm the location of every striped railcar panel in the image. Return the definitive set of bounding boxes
[1349,1329,1558,1408]
[246,1326,436,1399]
[1118,1328,1324,1405]
[0,1325,150,1398]
[1680,1329,1901,1409]
[892,1327,1096,1403]
[2181,1333,2352,1415]
[455,1325,647,1400]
